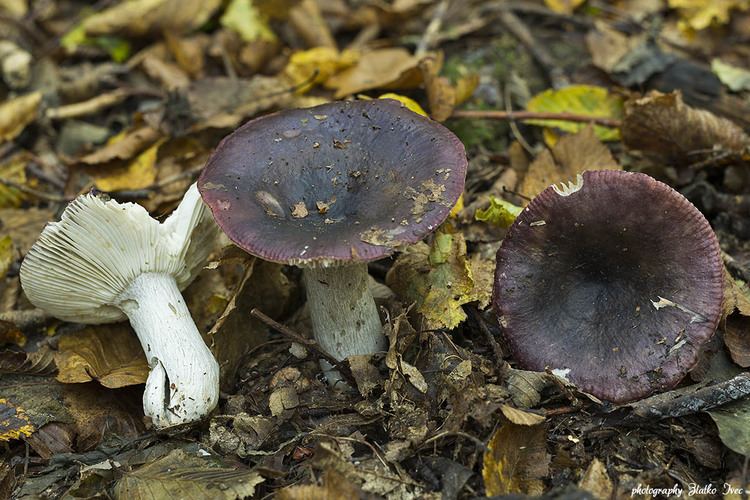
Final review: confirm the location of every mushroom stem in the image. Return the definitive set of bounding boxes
[303,263,386,371]
[117,272,219,428]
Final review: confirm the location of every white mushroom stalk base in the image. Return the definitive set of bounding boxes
[117,272,220,428]
[303,263,387,383]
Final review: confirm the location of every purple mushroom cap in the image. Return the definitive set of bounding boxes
[198,99,467,266]
[493,170,723,403]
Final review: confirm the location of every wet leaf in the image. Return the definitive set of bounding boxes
[325,48,422,99]
[621,91,749,165]
[386,227,490,330]
[525,85,623,142]
[708,397,750,457]
[482,421,549,496]
[0,398,34,441]
[221,0,276,43]
[0,91,41,143]
[518,126,620,199]
[475,197,522,229]
[55,325,148,389]
[114,448,264,499]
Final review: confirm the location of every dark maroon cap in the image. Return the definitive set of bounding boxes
[493,170,723,403]
[198,99,467,266]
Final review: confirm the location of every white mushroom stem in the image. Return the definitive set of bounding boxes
[118,272,219,428]
[303,263,387,380]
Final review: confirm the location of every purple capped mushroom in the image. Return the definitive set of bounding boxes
[199,99,467,380]
[493,170,723,403]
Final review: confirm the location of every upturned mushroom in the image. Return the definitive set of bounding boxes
[20,183,221,427]
[493,170,724,403]
[198,99,467,380]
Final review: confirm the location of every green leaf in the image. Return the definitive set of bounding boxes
[475,197,522,228]
[221,0,276,43]
[115,448,264,499]
[526,85,623,141]
[708,397,750,457]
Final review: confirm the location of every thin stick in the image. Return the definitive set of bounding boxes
[249,308,358,387]
[451,109,621,128]
[416,0,450,56]
[0,177,71,203]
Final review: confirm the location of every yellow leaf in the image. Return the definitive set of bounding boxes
[475,196,522,228]
[93,139,161,191]
[283,47,358,93]
[378,93,427,116]
[544,0,585,14]
[0,153,28,207]
[449,193,463,218]
[669,0,750,31]
[526,85,623,142]
[221,0,276,43]
[0,235,12,277]
[55,325,149,388]
[385,226,490,329]
[0,91,41,143]
[483,422,549,496]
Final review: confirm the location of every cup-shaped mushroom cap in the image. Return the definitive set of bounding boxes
[493,170,723,403]
[198,99,467,266]
[20,184,217,324]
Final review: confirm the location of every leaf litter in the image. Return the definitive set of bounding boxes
[2,0,750,498]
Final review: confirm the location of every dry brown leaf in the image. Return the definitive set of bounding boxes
[725,315,750,367]
[79,126,161,165]
[578,458,613,499]
[276,470,362,500]
[55,325,149,388]
[81,0,222,37]
[0,91,41,143]
[500,405,546,426]
[482,421,550,496]
[519,126,620,199]
[288,0,336,48]
[141,54,190,90]
[621,91,750,165]
[325,48,422,98]
[419,54,455,121]
[0,207,55,255]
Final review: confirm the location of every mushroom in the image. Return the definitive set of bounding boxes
[20,183,221,427]
[493,170,724,403]
[198,99,467,380]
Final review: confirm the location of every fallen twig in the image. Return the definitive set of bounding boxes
[451,109,622,128]
[249,308,358,387]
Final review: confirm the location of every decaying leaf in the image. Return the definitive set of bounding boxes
[283,47,358,92]
[544,0,585,15]
[708,398,750,457]
[114,448,264,499]
[0,207,56,255]
[276,470,363,500]
[325,48,422,99]
[500,405,546,426]
[209,413,274,458]
[0,236,12,277]
[386,226,492,330]
[518,126,620,199]
[92,138,162,192]
[482,421,550,496]
[475,197,522,229]
[0,398,34,441]
[621,91,749,165]
[525,85,623,142]
[0,154,29,208]
[0,91,41,143]
[55,325,149,389]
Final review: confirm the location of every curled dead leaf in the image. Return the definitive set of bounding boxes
[0,91,41,143]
